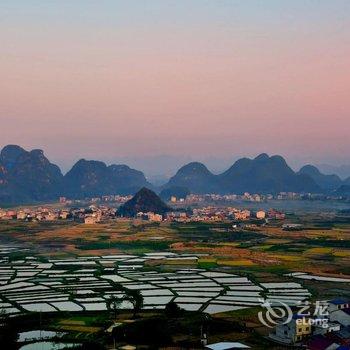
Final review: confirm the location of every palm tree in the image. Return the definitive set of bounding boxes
[123,289,143,318]
[106,295,123,320]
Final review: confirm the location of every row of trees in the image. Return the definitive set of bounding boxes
[106,289,184,320]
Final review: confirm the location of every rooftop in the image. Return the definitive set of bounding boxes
[206,342,251,350]
[329,298,349,305]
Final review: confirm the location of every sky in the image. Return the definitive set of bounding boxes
[1,0,349,176]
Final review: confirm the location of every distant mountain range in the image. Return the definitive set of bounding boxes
[0,145,63,203]
[298,165,343,190]
[0,145,349,205]
[163,154,321,195]
[0,145,151,204]
[64,159,152,198]
[316,163,350,180]
[334,185,350,196]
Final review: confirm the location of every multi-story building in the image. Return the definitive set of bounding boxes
[328,299,350,313]
[270,314,312,344]
[234,210,251,220]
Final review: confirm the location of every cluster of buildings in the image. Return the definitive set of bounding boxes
[173,193,270,204]
[71,205,116,224]
[163,207,285,223]
[270,298,350,349]
[170,192,304,204]
[191,207,252,221]
[59,195,132,205]
[57,190,350,207]
[0,207,70,221]
[170,191,350,205]
[188,207,285,222]
[0,205,116,224]
[136,211,163,222]
[0,205,286,224]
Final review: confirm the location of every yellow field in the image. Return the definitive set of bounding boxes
[152,258,197,265]
[217,259,256,266]
[1,216,349,279]
[264,238,291,244]
[59,320,85,326]
[271,254,304,262]
[333,249,350,257]
[198,258,217,263]
[305,247,333,255]
[57,325,102,333]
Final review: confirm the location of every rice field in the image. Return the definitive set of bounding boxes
[285,272,350,283]
[0,245,315,316]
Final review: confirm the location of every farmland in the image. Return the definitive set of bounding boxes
[0,211,349,349]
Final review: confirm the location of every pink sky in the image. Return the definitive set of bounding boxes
[1,1,349,171]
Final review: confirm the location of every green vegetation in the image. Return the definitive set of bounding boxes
[173,222,265,242]
[0,210,349,350]
[77,240,171,252]
[298,238,350,248]
[264,244,307,253]
[198,260,218,269]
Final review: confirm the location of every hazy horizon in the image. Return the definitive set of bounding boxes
[1,1,350,176]
[46,153,350,179]
[2,143,350,180]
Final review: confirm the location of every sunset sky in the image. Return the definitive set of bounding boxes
[1,1,349,175]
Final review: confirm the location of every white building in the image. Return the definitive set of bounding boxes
[256,210,266,219]
[328,298,350,313]
[329,308,350,327]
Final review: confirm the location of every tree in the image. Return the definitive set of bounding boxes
[106,295,123,320]
[165,301,182,318]
[0,308,17,347]
[123,289,143,318]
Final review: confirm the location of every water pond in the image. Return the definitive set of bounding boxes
[19,342,80,350]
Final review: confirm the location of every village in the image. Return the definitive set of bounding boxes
[0,204,286,225]
[0,189,349,349]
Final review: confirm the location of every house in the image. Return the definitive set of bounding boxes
[44,213,57,221]
[331,313,350,329]
[270,314,312,344]
[329,307,350,327]
[268,298,350,348]
[59,211,70,219]
[326,326,350,345]
[16,211,27,220]
[84,216,98,224]
[234,210,250,220]
[268,208,285,220]
[256,210,266,219]
[147,212,163,222]
[137,212,163,222]
[328,299,350,313]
